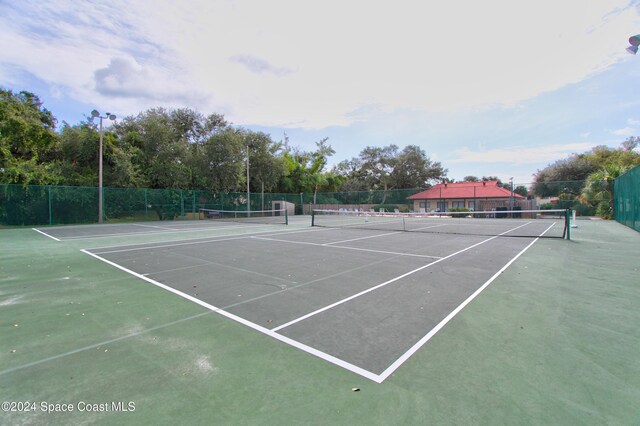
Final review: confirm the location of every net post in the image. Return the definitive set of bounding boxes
[565,209,571,240]
[570,209,578,228]
[311,209,315,227]
[285,207,289,225]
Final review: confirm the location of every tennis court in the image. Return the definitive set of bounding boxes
[3,211,639,424]
[35,210,567,382]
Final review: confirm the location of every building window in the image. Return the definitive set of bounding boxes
[437,201,447,212]
[467,201,475,211]
[451,201,464,209]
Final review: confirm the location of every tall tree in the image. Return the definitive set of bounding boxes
[334,158,369,191]
[0,89,59,184]
[513,185,529,198]
[533,142,640,198]
[277,148,308,194]
[389,145,447,189]
[56,121,144,188]
[358,144,399,194]
[580,164,628,219]
[244,130,285,196]
[307,138,335,203]
[338,144,447,201]
[621,136,639,152]
[114,108,230,189]
[194,127,246,192]
[275,138,339,200]
[57,122,101,186]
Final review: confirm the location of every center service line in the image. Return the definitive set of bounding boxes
[271,222,532,332]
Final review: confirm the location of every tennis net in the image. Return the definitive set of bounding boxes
[311,209,571,239]
[199,208,288,225]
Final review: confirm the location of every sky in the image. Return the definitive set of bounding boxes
[1,0,639,185]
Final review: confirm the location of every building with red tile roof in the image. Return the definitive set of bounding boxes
[407,180,525,212]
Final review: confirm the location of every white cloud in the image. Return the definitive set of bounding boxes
[229,55,293,77]
[448,143,595,165]
[1,0,639,128]
[612,126,637,136]
[628,118,640,125]
[92,57,207,106]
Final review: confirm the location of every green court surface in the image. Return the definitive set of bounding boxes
[1,218,639,425]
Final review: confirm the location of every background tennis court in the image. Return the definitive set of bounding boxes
[1,216,639,424]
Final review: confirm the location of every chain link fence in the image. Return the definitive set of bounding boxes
[0,185,430,226]
[0,182,606,227]
[614,165,640,232]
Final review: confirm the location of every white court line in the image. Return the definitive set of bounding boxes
[80,249,381,382]
[376,222,555,382]
[323,231,402,245]
[251,236,442,259]
[240,226,332,239]
[54,223,263,241]
[219,252,413,311]
[88,226,327,254]
[32,228,61,241]
[93,234,253,254]
[131,223,180,230]
[411,224,449,231]
[168,249,294,285]
[410,221,536,232]
[271,221,533,332]
[0,312,211,377]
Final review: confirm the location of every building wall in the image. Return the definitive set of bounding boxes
[413,199,476,212]
[412,198,534,212]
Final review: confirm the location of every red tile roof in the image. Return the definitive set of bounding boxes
[408,181,525,200]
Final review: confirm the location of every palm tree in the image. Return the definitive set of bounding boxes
[580,165,627,219]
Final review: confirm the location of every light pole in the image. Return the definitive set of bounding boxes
[246,145,250,216]
[510,177,514,211]
[90,110,116,224]
[627,34,640,55]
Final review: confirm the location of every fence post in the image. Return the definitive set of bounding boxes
[300,193,304,215]
[48,186,52,225]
